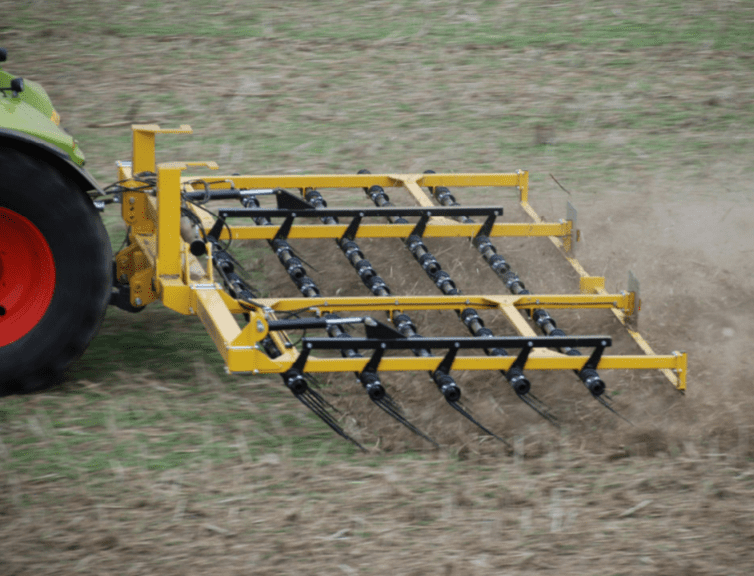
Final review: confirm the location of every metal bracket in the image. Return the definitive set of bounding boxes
[434,342,460,375]
[626,270,641,328]
[208,213,227,242]
[275,189,315,211]
[362,343,388,376]
[364,318,406,340]
[291,342,313,373]
[566,201,578,254]
[582,339,608,371]
[473,209,502,241]
[273,213,296,241]
[408,212,431,239]
[510,340,534,372]
[341,213,364,242]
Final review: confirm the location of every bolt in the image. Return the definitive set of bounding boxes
[256,320,265,333]
[129,196,136,204]
[134,297,143,306]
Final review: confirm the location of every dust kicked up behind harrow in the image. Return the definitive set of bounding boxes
[107,124,687,450]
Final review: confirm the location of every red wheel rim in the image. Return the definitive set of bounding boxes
[0,207,56,346]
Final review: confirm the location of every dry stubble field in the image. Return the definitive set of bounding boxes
[2,2,754,575]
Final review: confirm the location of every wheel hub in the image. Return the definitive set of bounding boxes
[0,207,56,346]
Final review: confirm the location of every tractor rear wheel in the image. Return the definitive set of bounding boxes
[0,147,112,395]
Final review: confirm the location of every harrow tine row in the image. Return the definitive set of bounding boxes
[423,174,628,418]
[357,171,556,424]
[302,187,508,445]
[237,193,438,447]
[296,387,366,451]
[273,351,364,449]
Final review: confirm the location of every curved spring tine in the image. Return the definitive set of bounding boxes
[593,394,634,426]
[446,400,511,447]
[304,374,339,398]
[517,392,560,428]
[373,394,439,448]
[302,384,342,414]
[296,389,366,451]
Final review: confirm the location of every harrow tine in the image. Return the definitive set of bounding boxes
[593,393,634,426]
[296,388,366,451]
[446,400,511,447]
[516,392,559,427]
[303,373,326,392]
[373,394,440,448]
[302,381,340,412]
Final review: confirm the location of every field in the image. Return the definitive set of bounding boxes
[2,1,754,574]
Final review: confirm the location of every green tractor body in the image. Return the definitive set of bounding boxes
[0,62,85,166]
[0,47,112,395]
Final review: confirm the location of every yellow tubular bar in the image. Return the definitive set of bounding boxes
[113,125,687,393]
[177,172,523,191]
[216,348,687,377]
[217,222,570,241]
[250,293,634,314]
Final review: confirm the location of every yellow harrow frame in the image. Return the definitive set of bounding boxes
[110,124,685,445]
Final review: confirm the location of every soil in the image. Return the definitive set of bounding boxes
[2,9,754,575]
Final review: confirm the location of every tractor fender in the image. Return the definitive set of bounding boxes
[0,127,102,199]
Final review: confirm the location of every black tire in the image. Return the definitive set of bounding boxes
[0,146,112,395]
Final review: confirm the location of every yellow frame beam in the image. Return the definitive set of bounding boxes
[112,124,687,393]
[211,221,570,241]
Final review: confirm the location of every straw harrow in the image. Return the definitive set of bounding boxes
[94,124,685,449]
